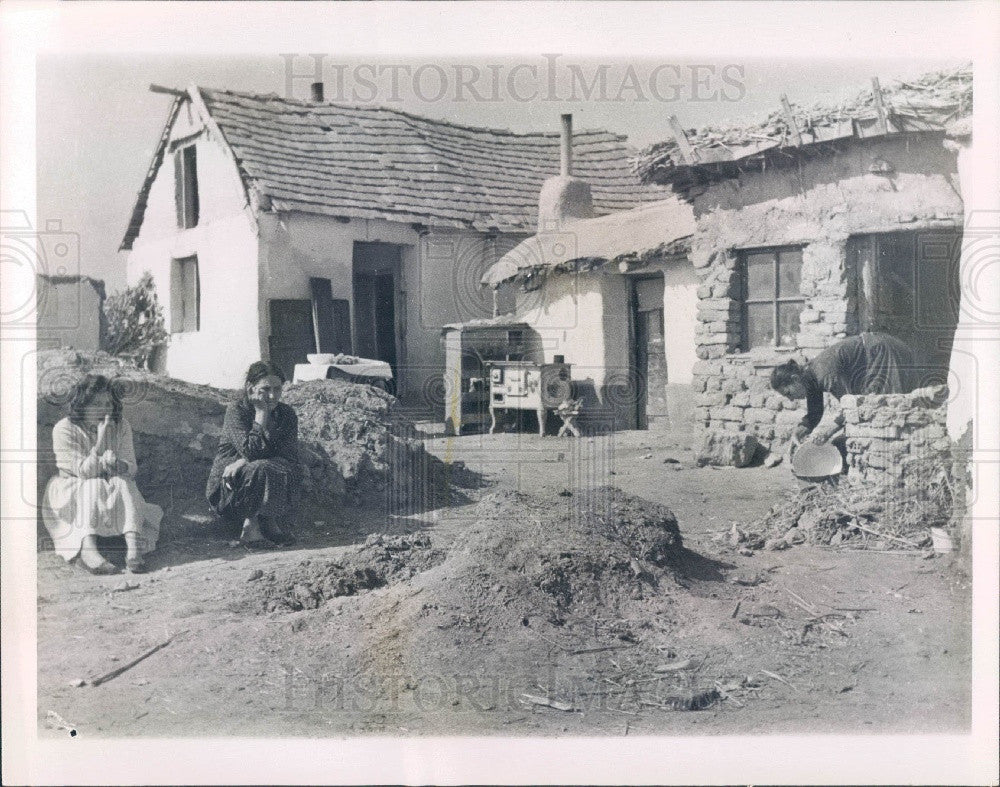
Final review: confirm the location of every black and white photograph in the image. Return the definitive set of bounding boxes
[1,2,998,784]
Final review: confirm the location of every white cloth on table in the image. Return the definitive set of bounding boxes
[293,359,394,383]
[42,417,162,561]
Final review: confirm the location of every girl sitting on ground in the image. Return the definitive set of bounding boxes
[42,374,162,574]
[206,361,300,548]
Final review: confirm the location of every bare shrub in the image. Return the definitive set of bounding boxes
[103,272,167,368]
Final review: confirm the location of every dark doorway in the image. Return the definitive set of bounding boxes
[374,273,397,367]
[630,275,667,430]
[353,243,402,373]
[849,230,961,377]
[268,299,315,381]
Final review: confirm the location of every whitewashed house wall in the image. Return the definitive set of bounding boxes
[126,101,260,388]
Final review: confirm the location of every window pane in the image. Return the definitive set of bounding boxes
[777,302,803,346]
[746,302,774,348]
[745,253,774,300]
[875,234,914,320]
[183,146,199,228]
[777,249,803,297]
[184,258,200,332]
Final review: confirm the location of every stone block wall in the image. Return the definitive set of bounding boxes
[842,385,950,484]
[693,353,804,452]
[691,239,853,457]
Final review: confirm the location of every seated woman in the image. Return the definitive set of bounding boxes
[206,361,300,548]
[42,374,162,575]
[770,331,917,449]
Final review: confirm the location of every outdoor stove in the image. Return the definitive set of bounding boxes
[487,360,572,436]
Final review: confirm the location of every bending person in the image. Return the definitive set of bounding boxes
[207,361,300,548]
[42,374,162,574]
[770,331,917,449]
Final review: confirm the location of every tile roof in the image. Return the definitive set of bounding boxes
[122,87,665,248]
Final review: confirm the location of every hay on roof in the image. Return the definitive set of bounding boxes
[635,64,972,186]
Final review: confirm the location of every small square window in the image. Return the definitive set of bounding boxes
[741,247,805,349]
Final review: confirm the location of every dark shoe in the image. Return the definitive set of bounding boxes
[259,517,296,547]
[126,556,148,574]
[240,538,277,551]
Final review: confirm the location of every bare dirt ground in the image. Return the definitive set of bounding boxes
[37,427,971,738]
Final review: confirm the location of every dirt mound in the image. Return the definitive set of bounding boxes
[249,533,445,613]
[437,487,684,629]
[283,380,415,506]
[323,487,733,711]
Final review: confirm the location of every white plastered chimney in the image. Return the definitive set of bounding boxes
[537,114,595,231]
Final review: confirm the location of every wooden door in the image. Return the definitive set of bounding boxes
[631,276,666,430]
[374,273,397,368]
[268,299,315,381]
[850,231,961,372]
[309,277,352,354]
[638,309,668,427]
[352,274,378,360]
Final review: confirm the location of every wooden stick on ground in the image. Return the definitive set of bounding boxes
[784,587,822,617]
[521,694,574,712]
[851,523,921,549]
[569,644,637,656]
[759,669,798,692]
[88,632,185,687]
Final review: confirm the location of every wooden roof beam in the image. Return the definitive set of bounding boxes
[668,115,697,165]
[780,94,803,147]
[871,77,889,135]
[150,84,189,98]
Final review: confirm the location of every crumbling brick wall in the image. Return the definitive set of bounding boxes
[842,385,950,484]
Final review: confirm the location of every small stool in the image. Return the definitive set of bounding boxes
[556,399,582,437]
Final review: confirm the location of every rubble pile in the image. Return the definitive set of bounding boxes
[444,486,685,627]
[281,380,422,506]
[249,533,445,613]
[739,456,955,552]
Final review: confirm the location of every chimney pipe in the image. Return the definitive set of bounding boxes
[560,113,573,177]
[310,81,324,102]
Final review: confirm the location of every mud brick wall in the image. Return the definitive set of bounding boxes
[693,354,804,451]
[691,241,852,455]
[842,385,950,484]
[687,134,964,462]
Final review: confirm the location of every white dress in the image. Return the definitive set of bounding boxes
[42,417,162,561]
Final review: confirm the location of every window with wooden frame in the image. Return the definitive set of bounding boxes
[170,255,200,333]
[174,145,199,229]
[740,246,805,349]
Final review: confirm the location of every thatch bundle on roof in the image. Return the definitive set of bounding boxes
[634,64,972,187]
